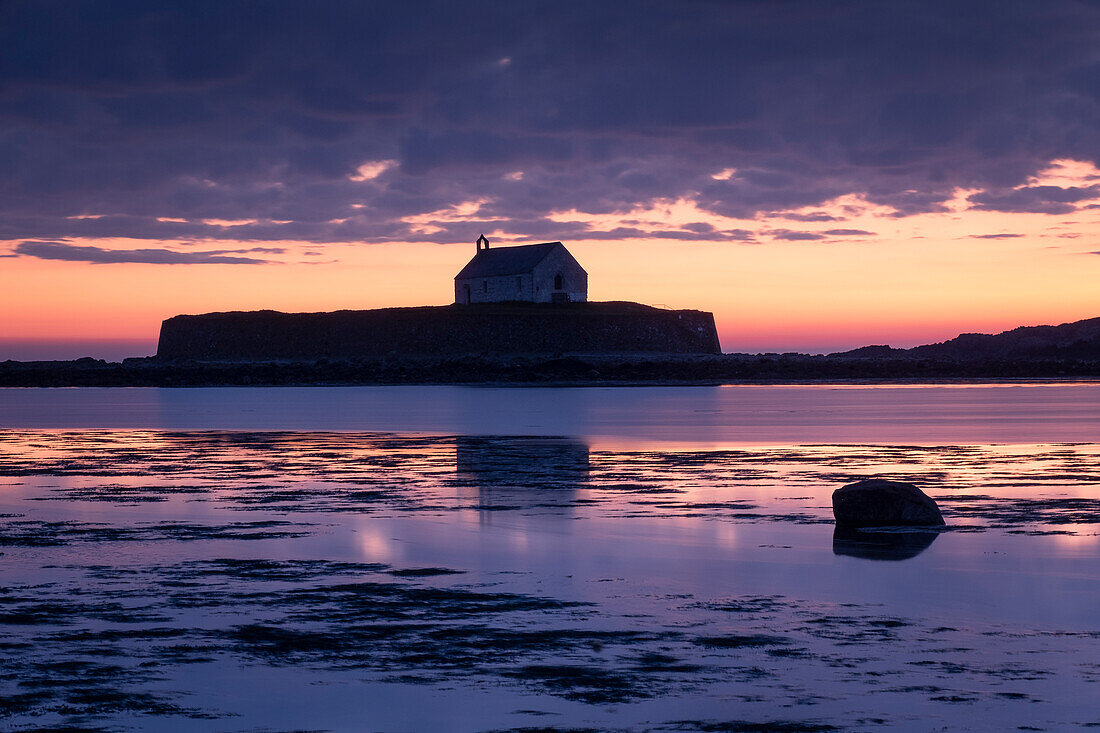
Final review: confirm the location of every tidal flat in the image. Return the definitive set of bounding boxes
[1,385,1099,732]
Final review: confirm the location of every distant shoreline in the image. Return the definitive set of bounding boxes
[2,354,1098,388]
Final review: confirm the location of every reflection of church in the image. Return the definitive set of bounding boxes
[454,437,590,515]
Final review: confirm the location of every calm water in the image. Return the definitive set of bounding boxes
[1,384,1099,732]
[2,382,1098,443]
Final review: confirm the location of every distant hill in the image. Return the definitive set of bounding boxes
[834,317,1100,361]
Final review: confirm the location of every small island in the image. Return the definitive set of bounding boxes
[156,302,722,361]
[156,238,721,361]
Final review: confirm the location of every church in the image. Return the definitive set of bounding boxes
[454,235,588,304]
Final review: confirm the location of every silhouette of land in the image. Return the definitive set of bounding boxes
[2,315,1098,386]
[834,316,1100,361]
[156,302,721,360]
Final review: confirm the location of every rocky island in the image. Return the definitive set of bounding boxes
[156,301,722,361]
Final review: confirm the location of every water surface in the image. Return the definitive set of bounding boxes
[1,385,1098,732]
[1,382,1098,443]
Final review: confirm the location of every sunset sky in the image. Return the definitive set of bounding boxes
[2,1,1099,359]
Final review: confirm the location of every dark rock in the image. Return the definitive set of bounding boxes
[832,479,945,527]
[155,302,721,361]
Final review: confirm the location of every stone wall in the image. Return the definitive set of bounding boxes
[156,301,721,361]
[532,246,587,303]
[456,273,534,303]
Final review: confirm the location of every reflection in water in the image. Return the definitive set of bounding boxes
[2,383,1099,444]
[455,437,589,514]
[832,526,940,561]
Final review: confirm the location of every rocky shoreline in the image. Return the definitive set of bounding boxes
[2,353,1098,387]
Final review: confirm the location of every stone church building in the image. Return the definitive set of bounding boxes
[454,235,588,304]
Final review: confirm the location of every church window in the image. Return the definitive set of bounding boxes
[554,273,563,290]
[483,281,488,293]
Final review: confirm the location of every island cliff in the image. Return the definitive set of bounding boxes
[155,301,722,361]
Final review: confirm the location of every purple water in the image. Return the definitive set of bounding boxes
[0,384,1098,731]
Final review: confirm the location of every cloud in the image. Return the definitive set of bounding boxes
[823,229,874,236]
[349,160,397,181]
[968,233,1024,239]
[770,230,826,241]
[1,1,1099,245]
[14,241,273,264]
[769,212,842,222]
[967,185,1100,214]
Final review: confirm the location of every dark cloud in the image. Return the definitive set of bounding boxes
[967,185,1100,214]
[1,0,1099,246]
[823,229,875,236]
[968,233,1024,239]
[14,241,273,264]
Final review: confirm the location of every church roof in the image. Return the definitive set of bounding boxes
[455,242,563,279]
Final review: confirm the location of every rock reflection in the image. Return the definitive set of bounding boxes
[455,437,589,516]
[832,526,940,561]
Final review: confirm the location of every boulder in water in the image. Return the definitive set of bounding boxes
[832,479,945,527]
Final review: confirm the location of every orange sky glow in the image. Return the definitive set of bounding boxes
[2,159,1099,359]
